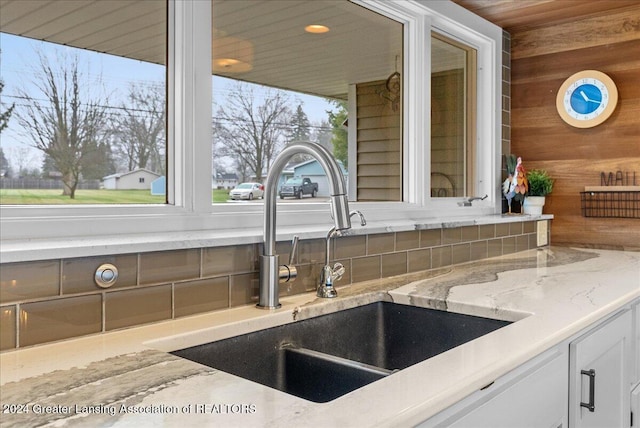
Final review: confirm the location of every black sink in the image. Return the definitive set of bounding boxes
[171,301,510,402]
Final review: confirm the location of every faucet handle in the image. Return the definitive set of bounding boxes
[332,262,345,282]
[288,235,299,265]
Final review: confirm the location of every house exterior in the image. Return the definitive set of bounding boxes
[212,172,238,189]
[102,169,161,190]
[280,159,348,197]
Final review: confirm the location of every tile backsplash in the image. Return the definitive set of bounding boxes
[0,220,547,351]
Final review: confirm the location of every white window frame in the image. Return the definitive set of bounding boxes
[0,0,503,255]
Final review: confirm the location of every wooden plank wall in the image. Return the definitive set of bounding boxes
[510,5,640,250]
[356,81,402,201]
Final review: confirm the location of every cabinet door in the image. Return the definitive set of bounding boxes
[634,300,640,385]
[570,309,633,428]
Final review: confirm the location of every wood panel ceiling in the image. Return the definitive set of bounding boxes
[450,0,640,33]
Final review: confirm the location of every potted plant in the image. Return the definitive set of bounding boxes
[523,169,554,215]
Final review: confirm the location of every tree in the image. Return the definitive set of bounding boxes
[111,84,165,174]
[0,147,12,178]
[215,83,291,182]
[14,50,110,198]
[288,104,311,143]
[328,100,348,166]
[0,80,15,134]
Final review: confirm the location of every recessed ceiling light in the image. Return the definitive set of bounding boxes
[305,24,330,34]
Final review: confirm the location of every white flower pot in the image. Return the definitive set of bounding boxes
[523,196,546,215]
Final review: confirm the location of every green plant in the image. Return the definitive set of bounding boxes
[526,169,554,196]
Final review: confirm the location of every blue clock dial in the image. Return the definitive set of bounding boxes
[570,84,602,114]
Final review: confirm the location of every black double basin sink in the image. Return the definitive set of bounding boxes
[171,301,510,402]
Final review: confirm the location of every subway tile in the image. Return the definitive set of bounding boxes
[523,221,535,234]
[420,229,441,247]
[479,224,495,240]
[495,223,510,237]
[203,244,257,277]
[470,241,488,261]
[516,235,530,253]
[229,272,259,307]
[139,249,200,285]
[432,246,452,268]
[367,233,395,255]
[382,252,407,277]
[62,254,137,294]
[105,285,171,331]
[298,238,326,264]
[396,231,420,251]
[443,227,462,244]
[460,226,479,242]
[488,238,503,258]
[1,306,16,351]
[174,277,229,318]
[334,235,366,260]
[0,260,60,304]
[452,243,471,265]
[292,263,326,294]
[503,237,517,254]
[408,248,431,273]
[20,295,102,347]
[509,222,523,236]
[351,256,381,283]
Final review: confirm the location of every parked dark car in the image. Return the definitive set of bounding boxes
[279,177,318,199]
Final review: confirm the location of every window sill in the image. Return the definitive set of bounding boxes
[0,213,553,263]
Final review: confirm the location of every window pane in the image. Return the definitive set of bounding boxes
[431,33,477,198]
[0,1,167,205]
[211,0,403,204]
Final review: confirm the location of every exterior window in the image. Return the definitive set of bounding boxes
[0,2,167,205]
[430,33,477,198]
[210,0,403,204]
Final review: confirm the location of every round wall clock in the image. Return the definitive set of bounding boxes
[556,70,618,128]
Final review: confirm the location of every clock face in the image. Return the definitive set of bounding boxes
[556,70,618,128]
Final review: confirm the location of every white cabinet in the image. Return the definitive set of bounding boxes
[420,348,568,428]
[569,309,633,428]
[633,300,640,386]
[632,384,640,428]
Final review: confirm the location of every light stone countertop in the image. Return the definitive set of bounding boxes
[1,245,639,427]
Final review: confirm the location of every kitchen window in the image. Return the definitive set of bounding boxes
[0,0,503,254]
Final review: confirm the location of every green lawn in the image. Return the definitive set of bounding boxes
[0,188,231,204]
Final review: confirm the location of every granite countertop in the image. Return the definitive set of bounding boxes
[1,246,639,427]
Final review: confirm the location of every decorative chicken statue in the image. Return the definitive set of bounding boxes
[502,155,528,214]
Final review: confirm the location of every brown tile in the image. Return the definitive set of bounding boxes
[229,272,259,307]
[509,222,523,236]
[105,285,171,330]
[139,249,200,285]
[523,221,535,234]
[382,252,407,277]
[432,246,452,268]
[293,263,326,294]
[203,244,257,277]
[334,235,366,259]
[479,224,495,239]
[20,295,102,347]
[408,248,431,273]
[420,229,441,247]
[452,243,471,265]
[471,241,488,261]
[460,226,479,242]
[503,237,516,254]
[174,277,229,318]
[62,254,137,294]
[495,223,510,237]
[298,238,326,264]
[516,235,529,252]
[488,238,503,258]
[1,306,16,351]
[0,260,59,304]
[443,227,462,244]
[396,231,420,251]
[368,233,395,255]
[351,256,381,283]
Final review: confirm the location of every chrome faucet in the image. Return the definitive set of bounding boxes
[258,142,352,309]
[457,194,488,207]
[318,210,367,298]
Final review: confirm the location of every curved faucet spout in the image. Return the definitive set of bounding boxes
[258,142,351,309]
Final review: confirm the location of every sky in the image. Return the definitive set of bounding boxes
[0,33,334,173]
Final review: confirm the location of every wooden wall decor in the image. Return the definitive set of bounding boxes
[510,5,640,250]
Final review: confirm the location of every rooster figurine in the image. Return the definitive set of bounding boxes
[502,155,528,214]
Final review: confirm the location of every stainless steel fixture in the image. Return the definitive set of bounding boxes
[457,194,488,207]
[318,210,366,298]
[258,142,352,309]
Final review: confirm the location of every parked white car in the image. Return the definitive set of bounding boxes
[229,182,264,200]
